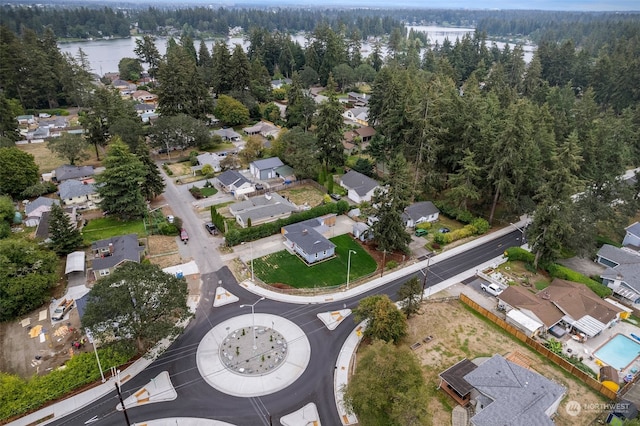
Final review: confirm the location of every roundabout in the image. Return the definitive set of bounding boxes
[196,313,311,397]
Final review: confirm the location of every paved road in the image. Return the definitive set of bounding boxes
[47,166,522,426]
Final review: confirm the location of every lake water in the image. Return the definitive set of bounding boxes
[58,25,534,75]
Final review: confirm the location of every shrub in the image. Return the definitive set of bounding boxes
[505,247,535,263]
[471,218,490,235]
[386,260,398,270]
[21,181,57,198]
[416,222,431,230]
[189,186,204,199]
[434,233,447,245]
[189,151,199,166]
[162,164,173,176]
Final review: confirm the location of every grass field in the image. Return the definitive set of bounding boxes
[17,142,98,173]
[252,234,377,288]
[200,186,218,197]
[81,217,145,242]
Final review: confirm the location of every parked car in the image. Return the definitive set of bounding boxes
[480,282,504,297]
[180,228,189,244]
[415,228,428,237]
[330,193,342,201]
[167,215,175,224]
[438,227,450,233]
[255,183,264,191]
[205,222,218,235]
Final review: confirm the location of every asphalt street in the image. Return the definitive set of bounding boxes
[46,166,523,426]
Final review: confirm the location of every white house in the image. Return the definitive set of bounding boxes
[623,222,640,247]
[340,170,380,203]
[58,179,101,207]
[403,201,440,227]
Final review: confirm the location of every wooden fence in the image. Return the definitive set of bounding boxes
[459,293,617,400]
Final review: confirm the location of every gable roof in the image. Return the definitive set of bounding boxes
[598,244,640,294]
[498,286,564,327]
[34,210,51,239]
[251,157,284,171]
[626,222,640,238]
[345,107,369,121]
[542,279,622,326]
[59,179,97,200]
[54,165,95,182]
[217,170,250,188]
[25,196,59,215]
[91,234,143,270]
[230,193,296,223]
[463,355,565,426]
[404,201,439,221]
[340,170,380,196]
[283,221,336,254]
[355,126,376,138]
[439,358,478,397]
[213,128,242,140]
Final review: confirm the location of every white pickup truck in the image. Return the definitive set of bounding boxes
[480,282,504,297]
[52,298,74,321]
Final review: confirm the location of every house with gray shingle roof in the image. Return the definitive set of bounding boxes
[25,197,60,227]
[54,165,95,182]
[58,179,101,207]
[596,244,640,303]
[282,215,337,264]
[403,201,440,228]
[213,128,242,141]
[191,152,221,175]
[229,193,296,228]
[623,222,640,248]
[250,157,285,180]
[463,355,566,426]
[91,234,144,279]
[216,170,252,193]
[340,170,380,203]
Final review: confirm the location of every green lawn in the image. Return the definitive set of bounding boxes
[253,234,377,288]
[81,217,146,243]
[200,186,218,197]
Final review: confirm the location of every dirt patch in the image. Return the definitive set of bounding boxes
[165,161,192,177]
[145,235,182,268]
[17,141,101,174]
[401,301,605,426]
[278,184,326,208]
[0,307,89,379]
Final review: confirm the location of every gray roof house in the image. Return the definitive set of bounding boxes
[213,128,242,141]
[54,165,95,182]
[250,157,285,180]
[91,234,144,279]
[58,179,100,207]
[25,196,59,216]
[229,193,296,228]
[623,222,640,248]
[596,244,640,303]
[463,355,566,426]
[342,107,369,125]
[282,215,337,264]
[340,170,380,203]
[216,170,252,193]
[243,121,281,139]
[403,201,440,227]
[191,152,221,175]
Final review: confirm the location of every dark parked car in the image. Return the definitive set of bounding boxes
[438,227,451,233]
[255,183,264,191]
[205,222,218,235]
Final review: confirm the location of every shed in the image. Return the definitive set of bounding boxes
[506,309,544,337]
[65,251,86,274]
[599,366,620,393]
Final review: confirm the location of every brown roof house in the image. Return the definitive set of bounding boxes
[498,279,623,338]
[440,355,566,425]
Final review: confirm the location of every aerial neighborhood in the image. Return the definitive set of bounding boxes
[1,3,640,426]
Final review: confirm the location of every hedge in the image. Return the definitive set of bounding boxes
[504,247,535,263]
[224,200,349,246]
[433,201,475,224]
[0,343,135,421]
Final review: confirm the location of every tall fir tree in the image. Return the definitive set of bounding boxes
[48,203,83,256]
[314,74,344,174]
[136,146,166,201]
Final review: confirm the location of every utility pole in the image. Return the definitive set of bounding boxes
[380,249,386,277]
[115,382,131,426]
[420,256,431,302]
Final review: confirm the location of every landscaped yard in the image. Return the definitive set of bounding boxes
[402,300,606,426]
[81,217,146,242]
[252,234,377,288]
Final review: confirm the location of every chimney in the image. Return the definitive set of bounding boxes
[302,229,308,235]
[108,243,114,254]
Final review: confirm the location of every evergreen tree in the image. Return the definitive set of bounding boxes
[446,148,482,210]
[229,44,250,93]
[136,147,165,201]
[315,74,344,174]
[397,277,422,318]
[371,188,412,254]
[48,203,83,255]
[95,139,146,220]
[0,92,20,143]
[211,41,231,96]
[134,35,161,78]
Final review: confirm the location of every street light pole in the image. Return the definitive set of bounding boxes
[240,297,265,351]
[241,241,255,282]
[85,329,105,382]
[346,250,356,290]
[420,256,431,302]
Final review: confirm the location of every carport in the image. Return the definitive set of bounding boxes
[65,251,85,274]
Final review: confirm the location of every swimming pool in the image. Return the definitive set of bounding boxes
[594,334,640,371]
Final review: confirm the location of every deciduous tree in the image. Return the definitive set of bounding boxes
[47,132,89,165]
[82,262,191,353]
[0,147,39,197]
[353,295,407,344]
[214,95,250,126]
[118,57,143,81]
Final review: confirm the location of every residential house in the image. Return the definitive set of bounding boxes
[191,152,222,175]
[242,121,281,139]
[340,170,380,203]
[347,92,370,107]
[229,193,297,228]
[134,103,156,116]
[216,170,253,194]
[498,278,625,338]
[17,115,36,126]
[24,196,59,227]
[355,126,376,145]
[27,126,50,140]
[623,222,640,248]
[91,234,144,279]
[103,72,119,82]
[403,201,440,227]
[281,214,337,264]
[39,117,68,129]
[35,206,77,240]
[463,354,565,426]
[271,78,292,89]
[250,157,285,180]
[596,244,640,304]
[343,107,369,126]
[112,79,136,91]
[438,358,479,406]
[58,179,101,207]
[213,128,242,142]
[53,165,95,183]
[140,112,159,123]
[342,131,358,155]
[131,90,157,103]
